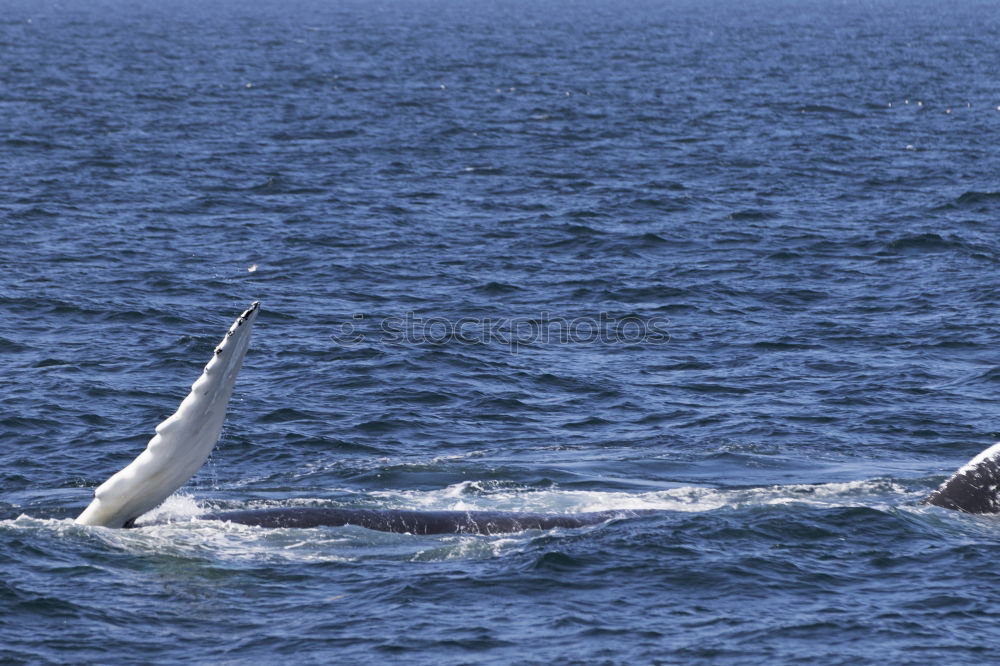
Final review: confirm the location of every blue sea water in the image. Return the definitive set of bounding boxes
[4,0,1000,662]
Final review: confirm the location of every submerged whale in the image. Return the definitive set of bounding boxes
[75,302,647,533]
[74,302,997,532]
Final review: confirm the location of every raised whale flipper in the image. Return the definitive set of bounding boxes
[75,302,260,528]
[923,442,1000,513]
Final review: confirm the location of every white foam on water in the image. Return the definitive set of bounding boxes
[366,477,911,514]
[132,493,205,525]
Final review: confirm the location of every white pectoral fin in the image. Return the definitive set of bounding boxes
[75,302,260,528]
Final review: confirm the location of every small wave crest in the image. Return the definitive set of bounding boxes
[933,190,1000,211]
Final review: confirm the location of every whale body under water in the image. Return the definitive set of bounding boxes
[73,302,1000,533]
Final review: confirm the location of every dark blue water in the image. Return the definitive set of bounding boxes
[5,0,1000,662]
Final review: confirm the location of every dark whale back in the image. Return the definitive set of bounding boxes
[924,442,1000,513]
[201,508,656,534]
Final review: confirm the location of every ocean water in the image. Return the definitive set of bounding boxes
[4,0,1000,662]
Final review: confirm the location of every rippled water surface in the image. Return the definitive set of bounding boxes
[5,0,1000,663]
